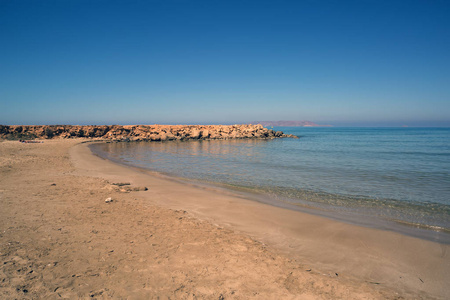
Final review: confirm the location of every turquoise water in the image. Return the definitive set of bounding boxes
[91,127,450,242]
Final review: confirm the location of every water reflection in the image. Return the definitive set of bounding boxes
[91,133,450,233]
[96,139,273,187]
[102,139,270,163]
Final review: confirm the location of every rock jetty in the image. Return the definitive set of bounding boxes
[0,124,298,141]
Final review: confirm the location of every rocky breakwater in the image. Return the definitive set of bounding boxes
[0,124,298,141]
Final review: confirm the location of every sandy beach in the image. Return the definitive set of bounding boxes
[0,139,448,299]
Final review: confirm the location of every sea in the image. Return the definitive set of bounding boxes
[90,127,450,243]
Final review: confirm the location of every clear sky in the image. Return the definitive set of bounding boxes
[1,0,449,126]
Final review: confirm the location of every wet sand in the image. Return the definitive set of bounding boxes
[0,139,448,299]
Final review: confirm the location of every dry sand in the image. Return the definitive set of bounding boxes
[0,139,448,299]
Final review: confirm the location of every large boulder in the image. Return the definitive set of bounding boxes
[190,129,201,139]
[201,130,210,139]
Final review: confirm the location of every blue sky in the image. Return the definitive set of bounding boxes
[1,0,449,126]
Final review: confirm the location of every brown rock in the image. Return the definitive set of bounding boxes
[190,129,201,139]
[0,124,294,142]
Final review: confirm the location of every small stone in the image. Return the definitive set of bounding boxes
[111,182,131,186]
[131,186,148,191]
[105,197,113,203]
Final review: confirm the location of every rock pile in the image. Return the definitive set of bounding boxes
[0,124,298,141]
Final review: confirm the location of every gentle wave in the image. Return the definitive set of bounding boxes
[91,127,450,242]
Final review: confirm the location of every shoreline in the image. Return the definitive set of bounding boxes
[90,140,450,245]
[1,139,448,298]
[75,141,449,298]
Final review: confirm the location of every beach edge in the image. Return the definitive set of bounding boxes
[71,140,449,299]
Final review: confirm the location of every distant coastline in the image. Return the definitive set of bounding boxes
[251,120,332,127]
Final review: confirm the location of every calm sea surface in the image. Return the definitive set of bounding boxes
[91,127,450,242]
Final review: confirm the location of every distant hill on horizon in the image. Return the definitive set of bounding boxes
[251,121,332,127]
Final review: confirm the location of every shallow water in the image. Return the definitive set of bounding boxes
[91,127,450,242]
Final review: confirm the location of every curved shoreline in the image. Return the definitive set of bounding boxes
[90,140,450,244]
[72,140,449,298]
[1,139,447,298]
